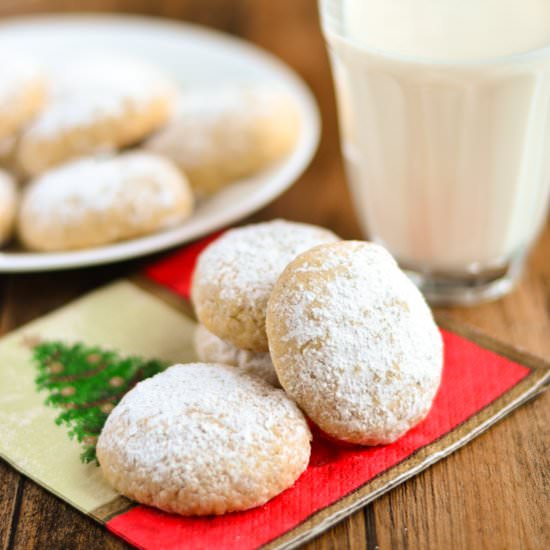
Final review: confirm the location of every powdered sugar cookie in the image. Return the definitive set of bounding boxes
[191,220,339,352]
[17,55,176,176]
[194,324,279,387]
[96,363,311,515]
[0,55,46,141]
[0,170,17,246]
[145,84,300,196]
[18,152,193,251]
[267,241,443,446]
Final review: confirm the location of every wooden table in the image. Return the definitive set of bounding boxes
[0,2,548,549]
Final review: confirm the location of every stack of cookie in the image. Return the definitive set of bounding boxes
[192,219,340,386]
[97,219,444,516]
[0,53,300,251]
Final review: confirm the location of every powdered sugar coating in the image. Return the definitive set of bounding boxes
[37,56,175,138]
[0,56,41,103]
[267,241,443,445]
[191,220,340,351]
[145,84,300,196]
[18,152,193,251]
[194,324,280,387]
[17,55,176,176]
[0,55,46,140]
[0,170,17,245]
[96,363,311,515]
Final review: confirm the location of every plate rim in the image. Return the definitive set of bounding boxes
[0,13,321,272]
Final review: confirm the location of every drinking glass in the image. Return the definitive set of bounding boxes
[319,0,550,304]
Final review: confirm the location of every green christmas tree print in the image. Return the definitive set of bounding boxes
[33,340,166,464]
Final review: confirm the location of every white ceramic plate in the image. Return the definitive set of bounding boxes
[0,15,320,272]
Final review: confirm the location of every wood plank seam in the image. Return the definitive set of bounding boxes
[363,505,379,550]
[5,477,24,550]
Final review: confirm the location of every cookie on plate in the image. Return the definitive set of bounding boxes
[18,151,193,251]
[0,169,17,246]
[17,55,176,177]
[191,220,339,352]
[0,55,46,141]
[96,363,311,515]
[267,241,443,446]
[194,324,279,387]
[145,84,300,196]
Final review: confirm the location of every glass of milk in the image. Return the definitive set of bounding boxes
[319,0,550,304]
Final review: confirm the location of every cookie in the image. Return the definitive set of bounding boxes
[266,241,443,445]
[17,55,176,177]
[0,55,46,141]
[18,152,193,251]
[96,363,311,515]
[191,220,339,352]
[0,170,17,246]
[145,84,300,196]
[194,324,279,387]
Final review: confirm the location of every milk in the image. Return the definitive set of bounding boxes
[321,0,550,276]
[345,0,550,61]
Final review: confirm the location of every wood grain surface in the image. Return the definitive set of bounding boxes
[0,2,548,549]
